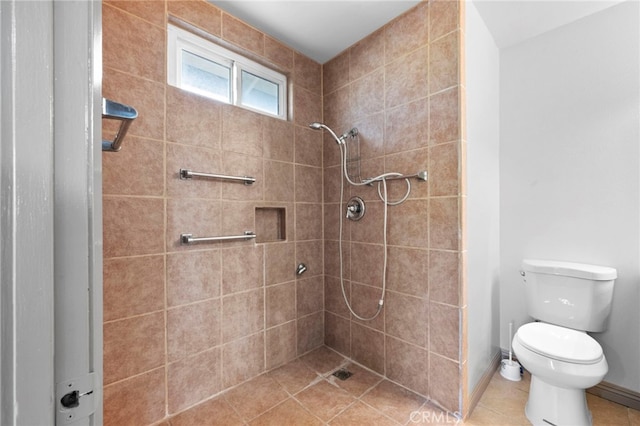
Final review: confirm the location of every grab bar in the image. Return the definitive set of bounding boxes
[180,231,257,245]
[102,98,138,152]
[179,169,255,185]
[364,170,428,185]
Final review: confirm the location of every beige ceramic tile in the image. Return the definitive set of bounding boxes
[224,374,289,422]
[297,312,325,355]
[266,321,297,369]
[167,348,223,414]
[103,368,165,426]
[221,13,264,56]
[249,399,323,426]
[295,380,355,422]
[267,359,322,395]
[361,380,426,424]
[168,396,243,426]
[168,1,222,37]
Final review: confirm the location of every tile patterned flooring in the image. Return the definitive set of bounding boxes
[161,346,640,425]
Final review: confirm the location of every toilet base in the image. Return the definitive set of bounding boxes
[526,375,592,426]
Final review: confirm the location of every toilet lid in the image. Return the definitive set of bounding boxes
[516,322,603,364]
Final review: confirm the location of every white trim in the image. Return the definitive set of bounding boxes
[167,24,287,120]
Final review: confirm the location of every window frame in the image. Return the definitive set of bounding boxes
[167,24,287,120]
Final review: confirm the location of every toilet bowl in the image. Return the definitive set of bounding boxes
[513,323,608,425]
[514,259,616,426]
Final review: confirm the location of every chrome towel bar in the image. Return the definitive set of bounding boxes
[180,231,257,245]
[102,98,138,152]
[364,170,428,185]
[179,168,256,185]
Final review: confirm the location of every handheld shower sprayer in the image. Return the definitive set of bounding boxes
[308,122,350,145]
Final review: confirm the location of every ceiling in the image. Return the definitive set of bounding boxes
[209,0,624,63]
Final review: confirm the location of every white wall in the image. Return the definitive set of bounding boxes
[500,1,640,392]
[465,1,501,393]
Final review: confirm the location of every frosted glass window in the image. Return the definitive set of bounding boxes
[181,51,230,102]
[240,70,279,116]
[167,24,287,120]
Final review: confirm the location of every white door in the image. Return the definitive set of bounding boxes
[0,1,103,424]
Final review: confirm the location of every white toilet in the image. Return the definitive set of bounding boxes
[512,259,617,426]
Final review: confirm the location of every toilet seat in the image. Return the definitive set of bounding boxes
[515,322,603,364]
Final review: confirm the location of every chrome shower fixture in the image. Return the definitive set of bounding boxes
[308,122,358,145]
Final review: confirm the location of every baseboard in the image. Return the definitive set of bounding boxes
[465,350,502,418]
[588,381,640,411]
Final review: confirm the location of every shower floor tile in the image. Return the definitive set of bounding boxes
[164,346,640,425]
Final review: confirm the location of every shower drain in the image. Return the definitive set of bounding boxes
[332,368,353,381]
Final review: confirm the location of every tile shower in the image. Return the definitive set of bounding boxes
[101,0,465,424]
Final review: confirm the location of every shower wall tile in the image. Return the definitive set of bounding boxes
[103,68,165,141]
[321,0,463,408]
[350,283,385,331]
[166,86,222,149]
[296,275,324,317]
[429,250,460,306]
[351,323,385,374]
[430,0,459,41]
[103,197,165,258]
[385,291,428,347]
[296,240,323,277]
[350,28,385,81]
[295,126,323,167]
[221,201,255,237]
[430,86,460,145]
[104,255,165,321]
[264,160,294,202]
[386,246,429,297]
[222,332,265,388]
[352,112,385,161]
[265,242,295,285]
[429,354,460,413]
[266,321,297,369]
[166,142,222,199]
[295,203,323,241]
[429,141,460,197]
[294,87,323,128]
[429,197,459,250]
[264,36,294,71]
[222,106,263,157]
[104,1,326,423]
[264,118,294,162]
[351,69,385,120]
[325,276,351,318]
[167,298,221,362]
[166,198,222,251]
[222,245,264,294]
[324,312,351,356]
[103,4,165,83]
[167,250,221,307]
[103,136,164,197]
[430,302,460,361]
[385,47,429,109]
[168,1,222,37]
[266,282,296,327]
[103,367,166,426]
[297,311,324,355]
[167,348,223,414]
[222,289,264,342]
[384,2,429,63]
[385,148,430,200]
[385,98,429,154]
[350,242,384,288]
[294,52,322,95]
[323,50,350,95]
[103,312,165,384]
[386,336,429,396]
[221,13,264,56]
[387,199,429,248]
[295,165,323,202]
[429,30,460,94]
[105,0,165,28]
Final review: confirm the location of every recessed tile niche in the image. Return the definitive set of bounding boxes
[255,207,286,243]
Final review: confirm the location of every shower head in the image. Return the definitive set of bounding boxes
[308,122,345,145]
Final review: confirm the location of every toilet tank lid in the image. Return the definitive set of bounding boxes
[522,259,617,280]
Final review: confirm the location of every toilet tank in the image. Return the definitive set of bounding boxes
[521,259,617,332]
